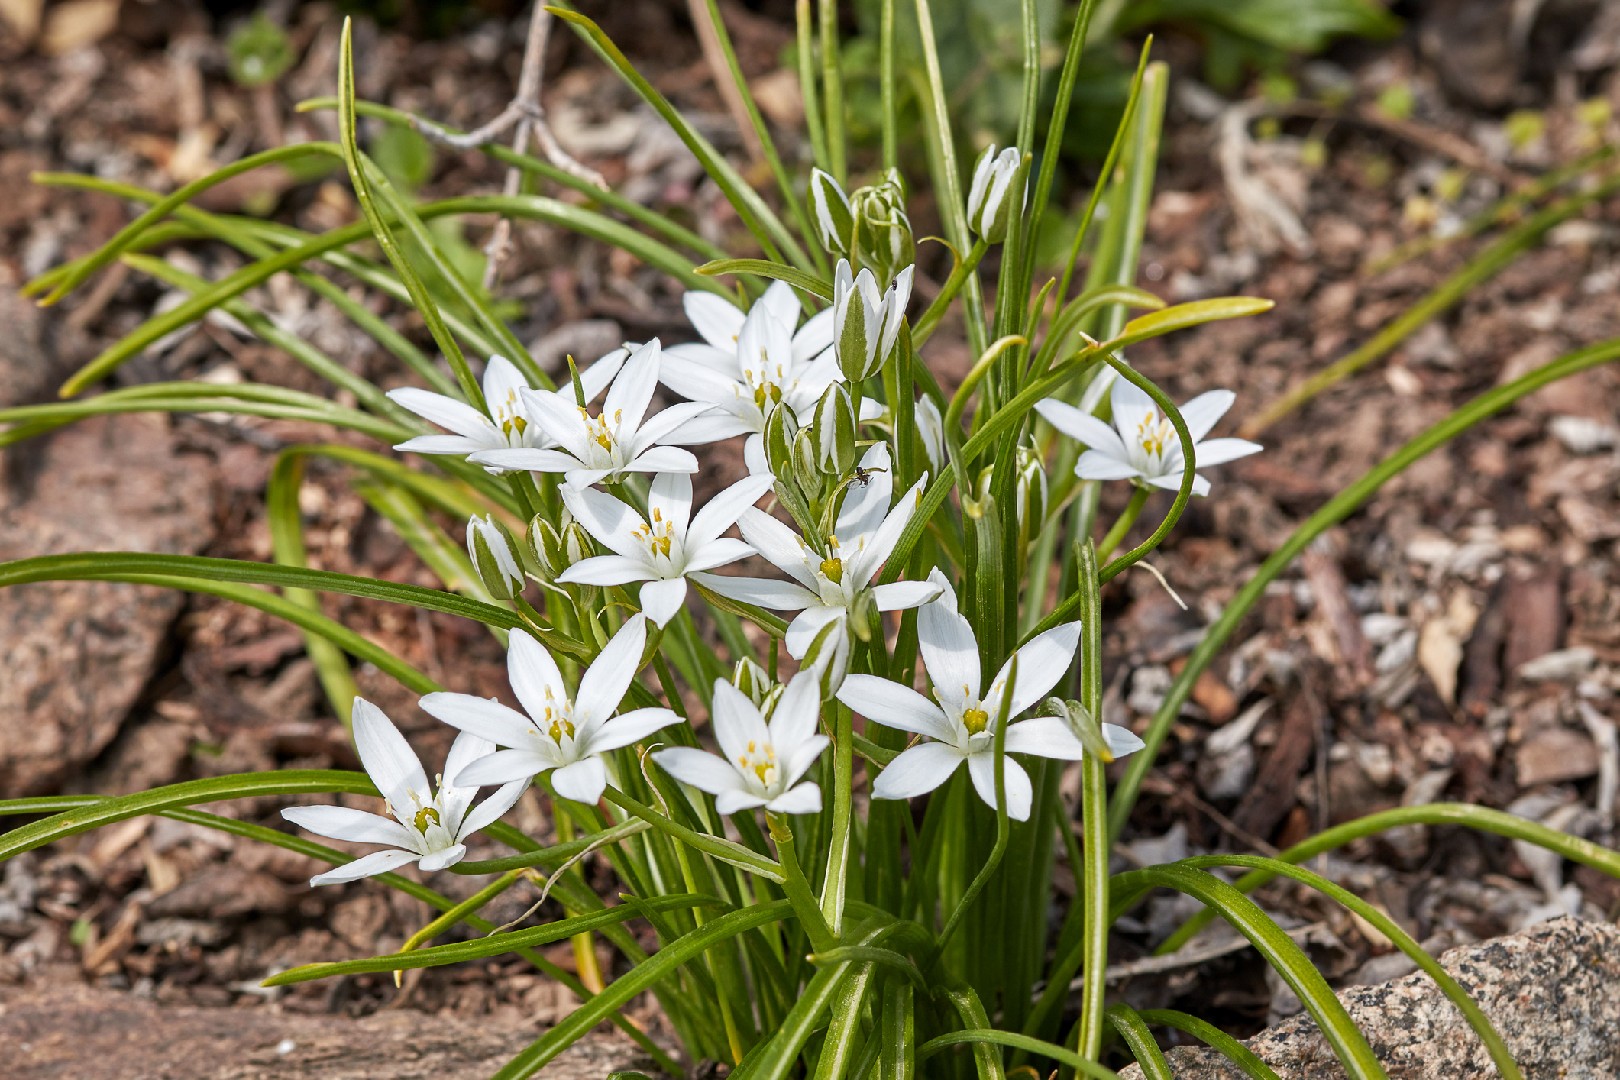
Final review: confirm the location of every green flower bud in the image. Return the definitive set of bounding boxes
[732,657,772,706]
[763,401,801,481]
[467,514,525,600]
[849,168,914,285]
[811,383,858,477]
[792,427,822,493]
[528,513,594,585]
[1016,444,1048,549]
[832,258,913,383]
[967,145,1024,244]
[809,168,853,256]
[801,611,852,692]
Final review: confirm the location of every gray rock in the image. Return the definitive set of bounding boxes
[1120,916,1620,1078]
[0,983,655,1078]
[0,412,215,796]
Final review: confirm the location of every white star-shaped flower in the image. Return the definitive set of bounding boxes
[419,615,679,804]
[469,340,712,489]
[660,281,877,474]
[281,698,528,884]
[836,570,1144,821]
[653,673,829,815]
[557,471,773,626]
[1035,379,1261,496]
[696,443,940,679]
[389,352,626,474]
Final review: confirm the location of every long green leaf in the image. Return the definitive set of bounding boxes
[1133,1010,1281,1080]
[915,1028,1122,1079]
[263,894,718,985]
[492,900,796,1079]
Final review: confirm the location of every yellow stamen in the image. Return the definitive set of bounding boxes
[962,707,990,735]
[413,806,441,833]
[820,557,844,584]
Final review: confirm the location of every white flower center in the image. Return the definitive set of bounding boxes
[494,388,531,446]
[577,407,627,468]
[393,788,455,852]
[735,738,781,795]
[1132,411,1177,468]
[530,685,582,756]
[633,507,679,570]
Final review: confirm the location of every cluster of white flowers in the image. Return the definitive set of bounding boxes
[285,159,1261,883]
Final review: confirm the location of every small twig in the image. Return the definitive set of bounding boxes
[404,5,606,289]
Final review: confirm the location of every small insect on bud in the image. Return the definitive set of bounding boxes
[849,168,914,285]
[808,168,853,257]
[966,144,1024,244]
[467,514,525,600]
[811,383,858,478]
[832,258,913,383]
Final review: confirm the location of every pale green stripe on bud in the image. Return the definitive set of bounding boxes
[811,383,858,477]
[809,168,853,257]
[967,144,1024,244]
[466,514,525,600]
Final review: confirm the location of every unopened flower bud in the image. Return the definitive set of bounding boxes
[467,514,525,600]
[916,395,946,472]
[809,168,853,257]
[732,657,772,706]
[967,144,1024,244]
[528,513,594,584]
[811,383,858,477]
[833,258,913,383]
[792,427,822,492]
[849,168,914,284]
[1016,444,1047,546]
[763,402,801,481]
[802,612,852,692]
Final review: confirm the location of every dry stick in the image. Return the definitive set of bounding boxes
[686,0,765,166]
[405,5,606,288]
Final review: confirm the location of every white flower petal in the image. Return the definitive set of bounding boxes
[578,346,630,402]
[766,782,822,815]
[847,474,927,587]
[418,844,467,872]
[387,387,496,442]
[1193,436,1263,467]
[574,615,647,728]
[710,680,772,770]
[419,692,538,748]
[506,630,569,726]
[1002,715,1087,761]
[550,757,609,804]
[685,292,746,351]
[1074,450,1143,482]
[1035,398,1129,459]
[454,749,554,787]
[784,605,846,661]
[625,445,699,476]
[310,848,420,886]
[683,537,756,574]
[759,279,803,332]
[870,579,942,612]
[835,443,893,542]
[654,746,747,797]
[1109,377,1156,441]
[1105,723,1146,758]
[1178,389,1236,443]
[991,620,1081,720]
[587,707,680,753]
[780,734,830,788]
[470,447,581,474]
[791,308,835,366]
[604,339,661,436]
[716,789,771,815]
[561,485,645,558]
[638,577,688,627]
[558,554,654,587]
[919,585,980,710]
[457,779,530,840]
[393,434,487,456]
[735,509,819,590]
[767,672,823,751]
[837,675,955,743]
[686,474,776,551]
[694,572,816,611]
[350,699,429,810]
[872,742,964,800]
[648,471,693,539]
[966,753,1033,821]
[281,805,416,849]
[481,355,529,410]
[1147,471,1211,496]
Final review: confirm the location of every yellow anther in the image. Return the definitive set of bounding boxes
[1136,413,1174,457]
[413,806,442,833]
[962,707,990,735]
[548,717,577,742]
[820,557,844,584]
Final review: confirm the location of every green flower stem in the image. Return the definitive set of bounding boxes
[912,238,990,347]
[818,0,846,184]
[819,699,854,936]
[1075,543,1109,1062]
[767,812,838,954]
[1109,335,1620,842]
[1096,486,1150,563]
[604,788,786,884]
